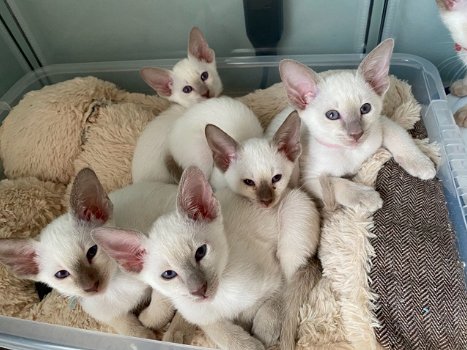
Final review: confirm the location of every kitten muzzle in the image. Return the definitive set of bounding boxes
[256,181,275,208]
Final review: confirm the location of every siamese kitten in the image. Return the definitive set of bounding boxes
[0,168,177,338]
[132,26,223,183]
[275,39,436,210]
[205,112,321,350]
[92,166,286,350]
[168,97,263,187]
[436,0,467,127]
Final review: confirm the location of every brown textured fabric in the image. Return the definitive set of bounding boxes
[371,123,467,349]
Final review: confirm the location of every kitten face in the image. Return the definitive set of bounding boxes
[0,168,115,298]
[140,27,223,108]
[92,167,229,303]
[437,0,467,63]
[206,112,301,208]
[279,39,393,148]
[299,72,383,148]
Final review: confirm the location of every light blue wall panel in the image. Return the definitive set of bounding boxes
[382,0,462,87]
[8,0,370,65]
[0,19,29,98]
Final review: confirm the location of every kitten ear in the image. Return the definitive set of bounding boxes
[188,27,215,63]
[70,168,113,226]
[0,239,39,278]
[140,67,174,97]
[205,124,239,172]
[279,59,320,111]
[273,111,302,162]
[357,38,394,96]
[177,166,218,222]
[91,228,147,273]
[436,0,460,10]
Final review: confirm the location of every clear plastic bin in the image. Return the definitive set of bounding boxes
[0,53,466,349]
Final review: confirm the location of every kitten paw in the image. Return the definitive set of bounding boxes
[131,327,157,340]
[454,106,467,127]
[338,183,383,212]
[138,304,174,330]
[451,79,467,97]
[163,314,197,344]
[396,155,436,180]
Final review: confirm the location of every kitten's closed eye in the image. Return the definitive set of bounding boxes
[195,244,207,262]
[201,71,209,81]
[183,86,193,94]
[325,110,340,120]
[272,174,282,184]
[55,270,70,279]
[360,103,372,115]
[86,245,98,263]
[243,179,256,186]
[161,270,178,280]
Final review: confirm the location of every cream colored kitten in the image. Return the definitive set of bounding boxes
[93,167,286,350]
[0,168,177,338]
[132,26,223,183]
[275,39,436,211]
[436,0,467,127]
[205,112,321,350]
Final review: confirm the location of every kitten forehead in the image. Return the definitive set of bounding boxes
[172,58,214,82]
[237,139,286,177]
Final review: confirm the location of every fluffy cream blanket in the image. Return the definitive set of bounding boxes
[0,75,439,349]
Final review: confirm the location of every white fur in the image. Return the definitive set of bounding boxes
[168,97,263,186]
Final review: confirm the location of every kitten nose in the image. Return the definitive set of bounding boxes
[84,280,99,293]
[260,198,273,207]
[202,90,210,98]
[350,131,363,141]
[190,282,208,298]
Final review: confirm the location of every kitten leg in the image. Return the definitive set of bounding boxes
[163,312,198,344]
[451,78,467,97]
[305,177,383,211]
[108,312,157,339]
[277,188,320,281]
[252,293,283,347]
[138,289,175,330]
[454,105,467,127]
[201,320,265,350]
[381,116,436,180]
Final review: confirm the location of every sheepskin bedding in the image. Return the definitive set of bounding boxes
[0,75,465,349]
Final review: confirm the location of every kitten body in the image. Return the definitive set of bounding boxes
[436,0,467,126]
[93,167,285,350]
[274,39,436,210]
[0,169,178,338]
[168,96,263,187]
[132,27,223,183]
[206,112,321,350]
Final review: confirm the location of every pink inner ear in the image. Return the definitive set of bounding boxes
[205,125,238,172]
[188,28,214,63]
[178,167,218,222]
[280,60,319,110]
[92,228,146,273]
[140,68,173,97]
[0,241,39,277]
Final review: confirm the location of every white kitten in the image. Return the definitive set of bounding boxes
[132,27,223,183]
[167,96,263,187]
[92,167,286,350]
[436,0,467,126]
[0,168,177,338]
[275,39,436,210]
[205,112,321,350]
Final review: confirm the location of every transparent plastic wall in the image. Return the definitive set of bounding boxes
[6,0,371,64]
[382,0,463,87]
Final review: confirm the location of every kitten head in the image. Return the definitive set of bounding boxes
[92,166,228,303]
[0,168,116,298]
[280,39,394,148]
[437,0,467,56]
[205,111,301,208]
[140,27,223,108]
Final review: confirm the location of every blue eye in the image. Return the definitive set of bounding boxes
[195,244,207,262]
[325,110,340,120]
[201,71,209,81]
[272,174,282,184]
[55,270,70,279]
[360,103,372,115]
[161,270,178,280]
[243,179,255,186]
[86,245,98,262]
[183,86,193,94]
